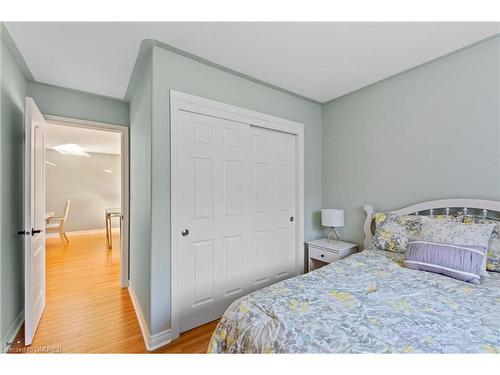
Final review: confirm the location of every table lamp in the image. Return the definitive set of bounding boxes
[321,209,344,243]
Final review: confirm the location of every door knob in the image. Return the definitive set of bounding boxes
[181,229,189,237]
[290,217,294,222]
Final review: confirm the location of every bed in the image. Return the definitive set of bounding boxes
[207,199,500,353]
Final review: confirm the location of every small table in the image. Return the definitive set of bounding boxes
[306,239,358,272]
[105,208,121,250]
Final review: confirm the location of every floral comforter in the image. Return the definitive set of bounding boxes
[208,250,500,353]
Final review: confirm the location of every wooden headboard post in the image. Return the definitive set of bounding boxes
[362,199,500,250]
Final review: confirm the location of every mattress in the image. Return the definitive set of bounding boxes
[208,249,500,353]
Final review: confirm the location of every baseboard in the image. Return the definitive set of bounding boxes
[128,283,171,351]
[1,309,24,353]
[46,228,119,238]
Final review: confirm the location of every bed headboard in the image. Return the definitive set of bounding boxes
[363,199,500,250]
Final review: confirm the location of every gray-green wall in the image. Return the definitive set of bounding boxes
[322,36,500,246]
[128,47,153,330]
[0,25,27,348]
[27,82,129,126]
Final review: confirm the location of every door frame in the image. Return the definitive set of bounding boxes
[43,114,130,288]
[170,90,304,340]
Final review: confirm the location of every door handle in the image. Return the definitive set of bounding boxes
[31,228,42,235]
[18,230,29,236]
[181,229,189,237]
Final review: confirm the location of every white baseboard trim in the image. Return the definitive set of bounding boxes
[128,282,171,351]
[1,309,24,353]
[46,228,119,238]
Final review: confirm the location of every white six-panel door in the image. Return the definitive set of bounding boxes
[178,111,253,332]
[251,127,296,288]
[24,98,46,345]
[177,110,297,333]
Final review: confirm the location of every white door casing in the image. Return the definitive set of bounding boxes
[171,91,304,339]
[24,98,46,345]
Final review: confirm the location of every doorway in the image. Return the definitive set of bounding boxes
[43,115,129,288]
[20,103,132,350]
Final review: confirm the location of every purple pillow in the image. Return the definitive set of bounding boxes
[404,241,487,284]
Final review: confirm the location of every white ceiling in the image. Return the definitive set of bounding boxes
[5,22,500,102]
[45,123,121,155]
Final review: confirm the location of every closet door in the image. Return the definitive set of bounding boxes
[250,127,296,289]
[175,109,298,334]
[177,111,252,333]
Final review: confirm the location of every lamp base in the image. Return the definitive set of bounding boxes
[327,227,340,243]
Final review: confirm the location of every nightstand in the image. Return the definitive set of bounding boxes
[306,239,358,272]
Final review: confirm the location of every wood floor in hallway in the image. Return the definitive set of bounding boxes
[9,232,218,354]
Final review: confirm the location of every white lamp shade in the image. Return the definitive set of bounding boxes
[321,209,344,227]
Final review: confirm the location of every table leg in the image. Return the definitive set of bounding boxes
[119,215,122,249]
[109,216,113,250]
[106,214,110,250]
[105,213,108,244]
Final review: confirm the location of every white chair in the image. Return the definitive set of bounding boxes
[46,200,71,245]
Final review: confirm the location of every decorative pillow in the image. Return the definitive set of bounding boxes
[404,241,487,284]
[369,213,426,253]
[463,216,500,273]
[418,221,495,248]
[369,212,462,253]
[418,220,496,277]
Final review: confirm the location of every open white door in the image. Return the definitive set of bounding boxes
[23,98,46,345]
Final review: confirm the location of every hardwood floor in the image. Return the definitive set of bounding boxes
[9,232,218,354]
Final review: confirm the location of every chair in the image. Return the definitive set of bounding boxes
[46,200,71,245]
